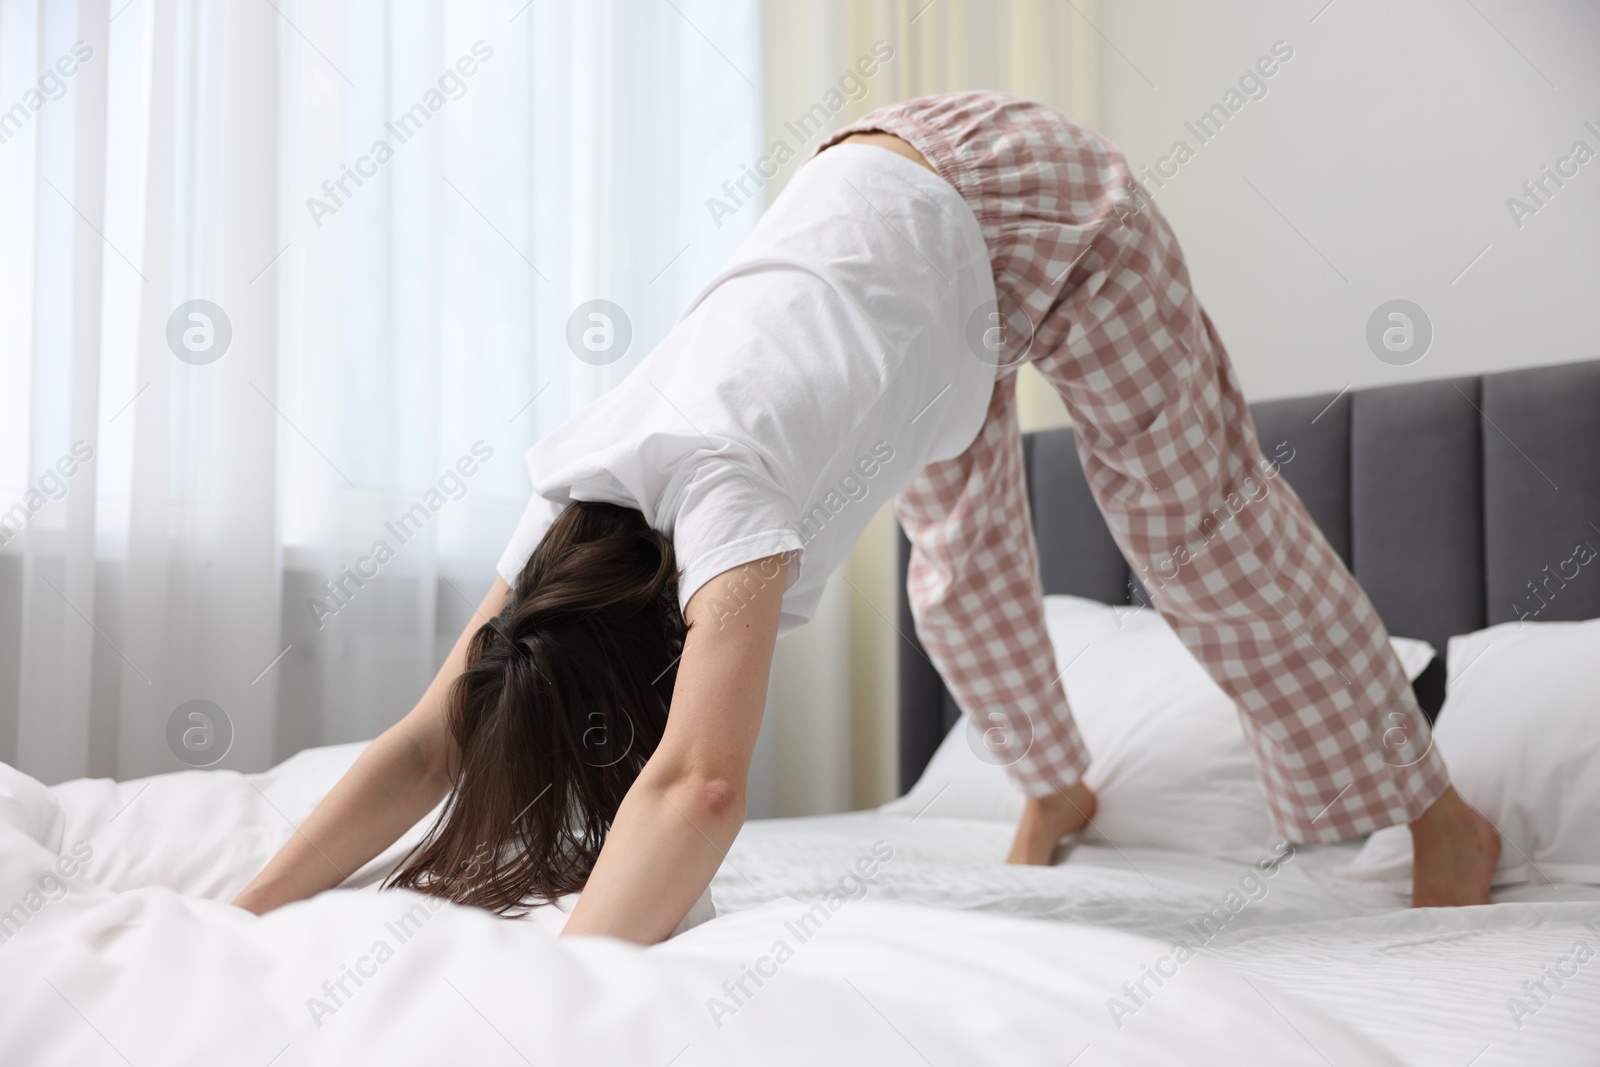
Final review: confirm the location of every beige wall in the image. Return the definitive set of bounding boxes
[1096,0,1600,401]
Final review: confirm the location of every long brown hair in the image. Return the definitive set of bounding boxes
[386,500,685,914]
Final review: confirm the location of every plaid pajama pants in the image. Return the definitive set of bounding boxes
[818,93,1449,844]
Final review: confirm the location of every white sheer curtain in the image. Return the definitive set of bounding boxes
[0,0,760,784]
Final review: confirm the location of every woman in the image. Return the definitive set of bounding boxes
[234,93,1497,940]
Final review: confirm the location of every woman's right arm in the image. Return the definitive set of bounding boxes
[230,577,511,915]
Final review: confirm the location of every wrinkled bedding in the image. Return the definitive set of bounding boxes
[3,742,1595,1065]
[718,811,1600,1067]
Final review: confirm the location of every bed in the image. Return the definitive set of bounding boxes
[3,361,1599,1065]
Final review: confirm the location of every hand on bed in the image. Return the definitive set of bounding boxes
[1005,779,1097,865]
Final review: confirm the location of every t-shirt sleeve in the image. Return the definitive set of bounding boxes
[495,491,562,589]
[668,456,805,616]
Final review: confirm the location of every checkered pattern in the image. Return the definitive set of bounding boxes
[818,93,1449,843]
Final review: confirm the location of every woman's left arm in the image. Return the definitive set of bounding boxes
[560,555,787,944]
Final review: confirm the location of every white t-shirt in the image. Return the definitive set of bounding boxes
[496,143,998,635]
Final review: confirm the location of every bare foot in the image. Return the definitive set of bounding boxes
[1006,781,1097,865]
[1409,786,1499,907]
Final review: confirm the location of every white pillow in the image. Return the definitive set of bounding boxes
[882,595,1437,861]
[1339,617,1600,891]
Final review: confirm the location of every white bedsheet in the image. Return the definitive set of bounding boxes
[717,811,1600,1067]
[1,742,1595,1065]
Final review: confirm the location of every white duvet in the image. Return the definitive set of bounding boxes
[1,744,1593,1066]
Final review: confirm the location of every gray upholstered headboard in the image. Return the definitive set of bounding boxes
[896,359,1600,794]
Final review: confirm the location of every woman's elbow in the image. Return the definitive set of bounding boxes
[662,772,746,823]
[696,776,742,817]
